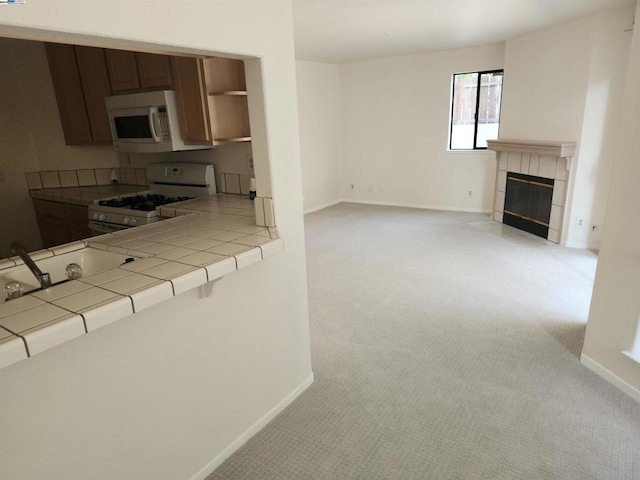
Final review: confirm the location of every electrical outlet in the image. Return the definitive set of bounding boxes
[350,184,355,190]
[576,218,584,228]
[247,155,254,172]
[591,225,598,231]
[468,190,472,197]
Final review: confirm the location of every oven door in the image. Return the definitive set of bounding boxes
[89,220,131,236]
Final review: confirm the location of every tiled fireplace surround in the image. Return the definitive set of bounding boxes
[487,140,577,244]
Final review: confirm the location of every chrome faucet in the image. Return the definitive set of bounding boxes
[10,242,51,289]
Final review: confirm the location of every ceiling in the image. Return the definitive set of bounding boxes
[293,0,635,63]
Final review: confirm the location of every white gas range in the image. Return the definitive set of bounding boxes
[88,163,216,235]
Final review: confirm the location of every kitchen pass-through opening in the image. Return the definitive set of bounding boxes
[504,172,554,239]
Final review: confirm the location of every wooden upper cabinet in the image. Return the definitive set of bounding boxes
[136,53,173,89]
[45,43,93,145]
[46,43,248,148]
[74,46,113,144]
[170,56,212,145]
[105,49,140,92]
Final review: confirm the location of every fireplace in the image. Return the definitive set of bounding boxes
[486,140,577,244]
[503,172,554,239]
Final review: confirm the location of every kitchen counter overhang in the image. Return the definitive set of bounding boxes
[0,194,282,370]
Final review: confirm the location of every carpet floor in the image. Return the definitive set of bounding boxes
[208,203,640,480]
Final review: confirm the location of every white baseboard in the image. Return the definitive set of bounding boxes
[580,354,640,403]
[342,198,491,214]
[190,373,315,480]
[303,200,342,215]
[565,240,600,251]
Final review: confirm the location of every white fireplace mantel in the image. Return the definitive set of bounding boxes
[486,139,578,245]
[486,139,577,158]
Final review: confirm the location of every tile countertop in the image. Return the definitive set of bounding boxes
[0,194,282,370]
[29,184,149,206]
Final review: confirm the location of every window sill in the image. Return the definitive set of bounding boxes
[446,149,493,153]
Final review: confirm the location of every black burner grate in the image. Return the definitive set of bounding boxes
[98,194,193,212]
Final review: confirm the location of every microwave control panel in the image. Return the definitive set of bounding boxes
[158,106,171,141]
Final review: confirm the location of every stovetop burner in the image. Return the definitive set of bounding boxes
[98,194,194,212]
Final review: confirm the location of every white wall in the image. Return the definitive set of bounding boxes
[500,8,633,248]
[572,8,633,248]
[295,60,342,213]
[0,2,312,479]
[582,2,640,401]
[0,38,120,257]
[339,43,505,213]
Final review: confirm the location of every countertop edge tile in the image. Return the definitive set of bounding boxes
[129,281,174,312]
[204,257,237,282]
[235,247,263,269]
[82,297,134,332]
[48,241,86,256]
[0,259,17,271]
[167,268,208,296]
[0,335,29,369]
[21,314,85,356]
[259,238,285,259]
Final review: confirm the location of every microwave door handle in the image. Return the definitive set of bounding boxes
[149,109,161,143]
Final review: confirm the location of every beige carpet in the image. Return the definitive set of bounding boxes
[208,203,640,480]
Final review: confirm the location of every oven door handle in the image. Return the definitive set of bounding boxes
[149,107,161,143]
[88,221,128,235]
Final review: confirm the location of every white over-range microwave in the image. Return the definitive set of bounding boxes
[105,90,212,153]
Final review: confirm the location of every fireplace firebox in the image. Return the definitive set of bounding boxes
[504,172,554,239]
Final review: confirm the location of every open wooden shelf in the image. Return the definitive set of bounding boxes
[203,57,250,145]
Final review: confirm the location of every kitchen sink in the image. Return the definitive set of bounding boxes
[0,248,138,303]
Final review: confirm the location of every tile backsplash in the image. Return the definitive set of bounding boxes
[219,173,253,195]
[25,168,148,190]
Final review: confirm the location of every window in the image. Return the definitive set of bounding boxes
[449,70,503,150]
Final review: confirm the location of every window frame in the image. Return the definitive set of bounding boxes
[448,69,504,151]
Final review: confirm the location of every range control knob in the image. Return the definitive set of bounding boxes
[129,218,137,226]
[98,214,106,221]
[123,217,130,225]
[92,213,99,220]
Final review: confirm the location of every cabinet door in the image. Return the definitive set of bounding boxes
[64,203,90,241]
[34,199,66,221]
[75,46,113,144]
[41,218,72,248]
[136,53,173,89]
[170,56,212,145]
[105,49,140,92]
[33,199,71,248]
[45,43,93,145]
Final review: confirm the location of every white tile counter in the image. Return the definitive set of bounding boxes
[0,194,282,370]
